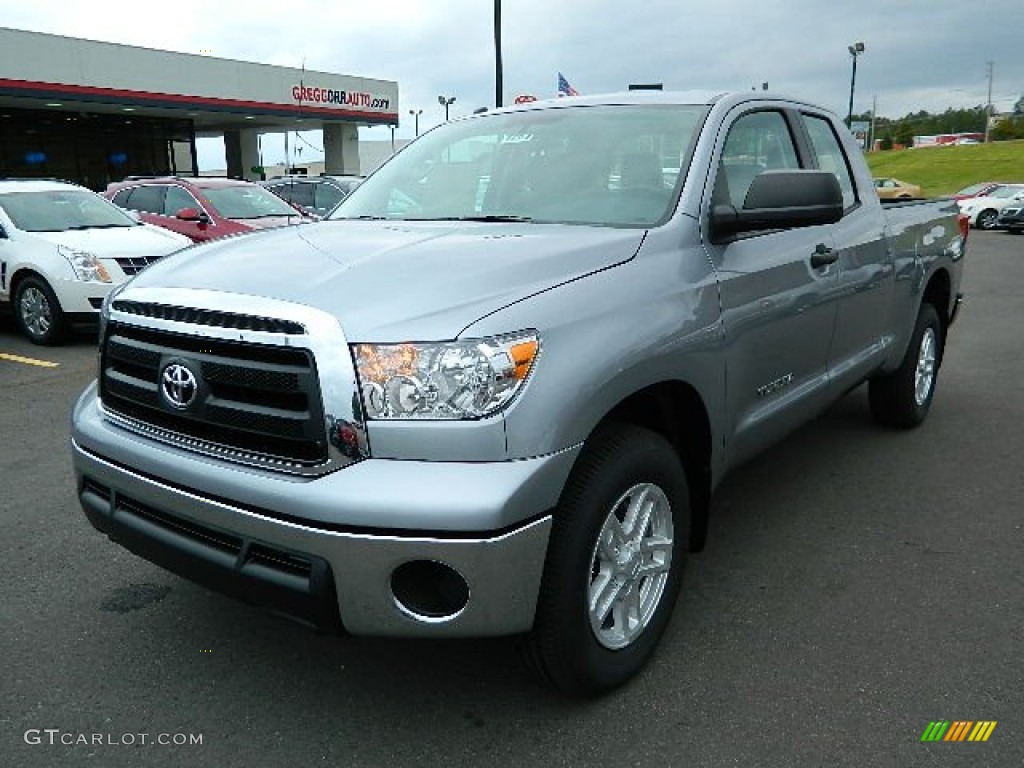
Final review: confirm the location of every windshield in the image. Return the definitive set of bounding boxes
[331,104,706,227]
[957,183,991,196]
[0,189,136,232]
[987,185,1024,199]
[200,186,301,219]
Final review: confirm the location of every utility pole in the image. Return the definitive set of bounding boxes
[984,61,994,143]
[869,94,877,151]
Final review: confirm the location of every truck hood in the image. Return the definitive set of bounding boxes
[31,224,191,257]
[126,220,645,340]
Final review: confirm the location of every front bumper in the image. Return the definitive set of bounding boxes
[52,275,122,315]
[71,383,579,637]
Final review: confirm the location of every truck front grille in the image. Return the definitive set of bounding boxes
[100,321,327,469]
[112,300,306,335]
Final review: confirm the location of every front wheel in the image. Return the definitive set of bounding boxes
[869,303,943,428]
[526,423,690,696]
[975,209,999,230]
[14,275,67,346]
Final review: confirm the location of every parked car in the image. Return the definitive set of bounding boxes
[995,202,1024,233]
[263,175,363,218]
[957,184,1024,229]
[0,179,190,344]
[951,182,1001,201]
[73,91,965,695]
[874,177,921,199]
[105,176,312,242]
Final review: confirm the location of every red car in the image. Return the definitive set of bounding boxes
[105,176,312,242]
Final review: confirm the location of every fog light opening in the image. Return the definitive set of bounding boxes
[391,560,470,623]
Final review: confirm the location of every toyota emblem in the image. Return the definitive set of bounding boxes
[161,362,198,409]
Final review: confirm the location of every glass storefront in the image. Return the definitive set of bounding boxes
[0,108,196,191]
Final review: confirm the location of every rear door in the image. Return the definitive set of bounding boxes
[703,107,840,469]
[799,111,894,391]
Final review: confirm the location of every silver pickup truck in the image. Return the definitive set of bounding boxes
[71,91,966,695]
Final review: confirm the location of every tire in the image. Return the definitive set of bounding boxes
[13,275,68,346]
[526,423,690,696]
[869,303,943,429]
[975,209,998,230]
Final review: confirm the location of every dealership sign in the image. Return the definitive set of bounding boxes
[291,85,391,111]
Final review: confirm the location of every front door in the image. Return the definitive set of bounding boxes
[703,108,841,469]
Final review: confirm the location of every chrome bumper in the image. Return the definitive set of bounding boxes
[71,385,579,637]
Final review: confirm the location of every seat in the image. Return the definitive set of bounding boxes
[619,152,664,191]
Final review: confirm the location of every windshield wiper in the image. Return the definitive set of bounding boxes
[64,223,130,230]
[407,215,534,223]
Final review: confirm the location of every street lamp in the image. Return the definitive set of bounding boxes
[438,95,456,121]
[408,108,423,136]
[846,41,865,128]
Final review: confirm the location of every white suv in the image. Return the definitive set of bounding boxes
[0,179,191,344]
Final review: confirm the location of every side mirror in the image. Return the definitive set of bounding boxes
[176,207,211,225]
[712,170,844,239]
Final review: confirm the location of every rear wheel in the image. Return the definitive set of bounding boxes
[14,275,67,346]
[869,303,942,428]
[527,423,690,696]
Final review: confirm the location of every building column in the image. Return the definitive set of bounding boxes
[224,128,262,180]
[323,123,360,175]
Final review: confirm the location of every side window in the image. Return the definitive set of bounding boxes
[124,185,164,214]
[802,115,857,210]
[265,182,291,203]
[716,111,800,208]
[110,189,133,208]
[288,182,316,210]
[164,185,199,216]
[314,183,345,213]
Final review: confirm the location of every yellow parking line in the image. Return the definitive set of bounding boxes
[0,352,60,368]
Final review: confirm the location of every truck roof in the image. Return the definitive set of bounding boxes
[484,90,833,118]
[0,178,82,193]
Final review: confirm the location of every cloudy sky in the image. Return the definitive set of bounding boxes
[4,0,1022,167]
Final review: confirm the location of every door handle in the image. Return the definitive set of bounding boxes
[810,243,839,269]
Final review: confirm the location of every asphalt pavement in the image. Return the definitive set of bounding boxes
[1,231,1021,767]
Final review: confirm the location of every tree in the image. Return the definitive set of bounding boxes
[893,123,915,147]
[1014,95,1024,115]
[992,117,1024,140]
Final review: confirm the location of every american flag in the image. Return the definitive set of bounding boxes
[557,72,579,98]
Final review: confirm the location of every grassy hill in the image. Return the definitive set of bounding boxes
[865,140,1024,197]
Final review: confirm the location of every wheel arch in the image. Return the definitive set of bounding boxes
[922,267,951,364]
[587,380,714,553]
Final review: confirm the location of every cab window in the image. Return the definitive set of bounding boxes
[802,115,857,210]
[715,111,800,208]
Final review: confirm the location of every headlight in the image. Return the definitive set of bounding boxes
[58,245,112,283]
[353,332,539,419]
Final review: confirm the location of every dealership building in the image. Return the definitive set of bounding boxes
[0,27,399,190]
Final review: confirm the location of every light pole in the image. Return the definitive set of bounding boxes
[408,108,423,136]
[438,95,456,121]
[494,0,503,108]
[846,41,865,128]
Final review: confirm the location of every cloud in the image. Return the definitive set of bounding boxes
[6,0,1022,167]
